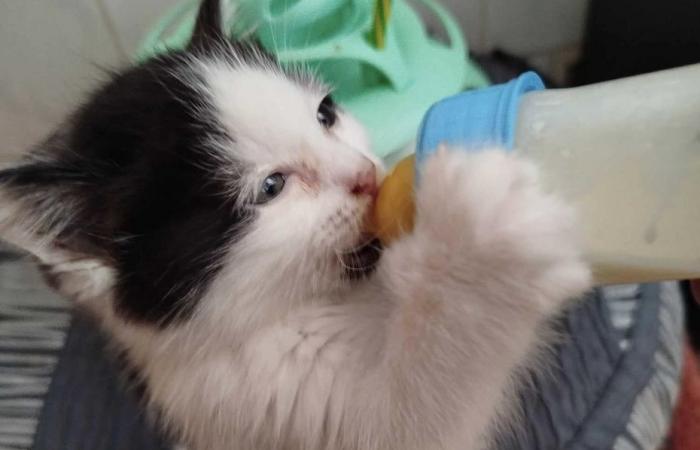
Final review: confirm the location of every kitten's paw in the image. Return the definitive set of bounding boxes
[416,147,541,246]
[416,148,591,302]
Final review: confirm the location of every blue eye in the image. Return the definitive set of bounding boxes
[317,95,337,129]
[256,173,286,204]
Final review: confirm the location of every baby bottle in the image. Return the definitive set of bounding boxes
[373,64,700,284]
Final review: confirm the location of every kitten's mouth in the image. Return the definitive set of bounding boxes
[338,236,383,280]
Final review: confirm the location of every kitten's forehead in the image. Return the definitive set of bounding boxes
[200,61,328,163]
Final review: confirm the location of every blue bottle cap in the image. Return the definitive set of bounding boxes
[415,71,546,173]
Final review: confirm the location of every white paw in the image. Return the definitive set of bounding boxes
[416,147,591,301]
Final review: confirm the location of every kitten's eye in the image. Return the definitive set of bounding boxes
[317,95,337,129]
[256,173,286,204]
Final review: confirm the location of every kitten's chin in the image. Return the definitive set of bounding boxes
[339,237,382,281]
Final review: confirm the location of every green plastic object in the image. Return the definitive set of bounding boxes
[138,0,490,158]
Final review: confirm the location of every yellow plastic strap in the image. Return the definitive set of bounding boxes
[370,0,392,49]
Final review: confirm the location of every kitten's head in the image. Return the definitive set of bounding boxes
[0,0,382,327]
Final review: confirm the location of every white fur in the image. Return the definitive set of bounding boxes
[199,61,382,200]
[1,59,591,449]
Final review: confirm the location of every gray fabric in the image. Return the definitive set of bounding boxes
[496,284,683,450]
[0,256,70,450]
[32,314,171,450]
[0,254,170,450]
[613,283,684,450]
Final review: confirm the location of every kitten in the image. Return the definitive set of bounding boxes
[0,1,591,449]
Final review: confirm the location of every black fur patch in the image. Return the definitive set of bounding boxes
[90,54,255,325]
[77,54,254,325]
[3,50,261,326]
[0,0,292,326]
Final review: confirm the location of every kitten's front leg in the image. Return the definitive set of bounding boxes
[376,148,591,448]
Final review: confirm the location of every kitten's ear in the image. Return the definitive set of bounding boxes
[188,0,226,52]
[0,161,98,261]
[0,161,115,301]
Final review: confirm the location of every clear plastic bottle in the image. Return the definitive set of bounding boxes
[516,64,700,284]
[375,64,700,284]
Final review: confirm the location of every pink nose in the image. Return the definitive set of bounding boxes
[347,160,378,198]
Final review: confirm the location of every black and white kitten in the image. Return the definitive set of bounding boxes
[0,1,590,449]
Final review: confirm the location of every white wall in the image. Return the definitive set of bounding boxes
[0,0,590,162]
[442,0,589,55]
[0,0,175,163]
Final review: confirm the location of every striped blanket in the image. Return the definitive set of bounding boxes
[0,251,684,450]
